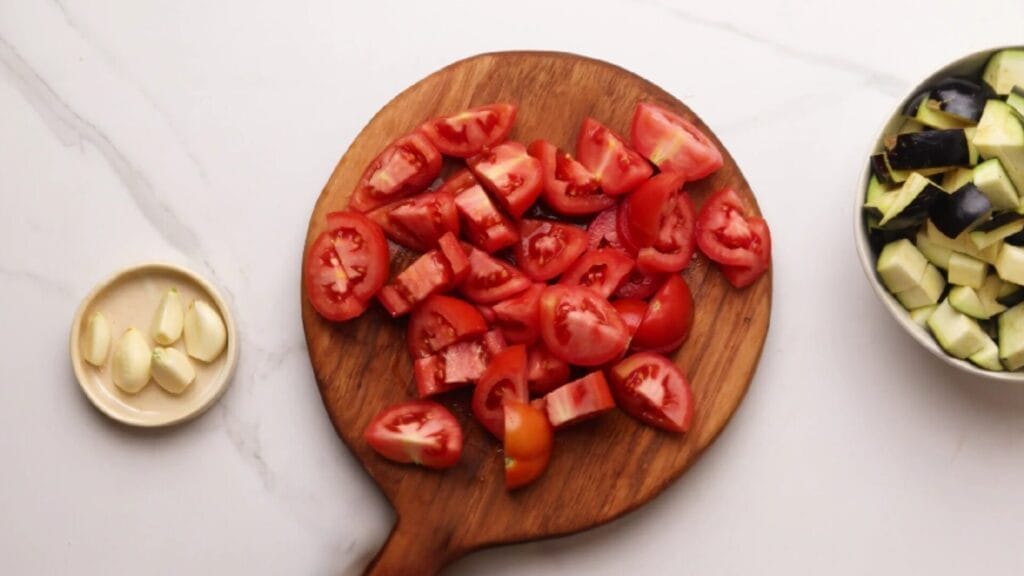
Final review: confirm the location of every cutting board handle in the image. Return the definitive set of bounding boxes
[364,519,458,576]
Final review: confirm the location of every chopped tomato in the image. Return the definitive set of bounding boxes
[504,400,553,489]
[366,189,459,252]
[459,247,531,304]
[437,231,469,284]
[436,168,480,197]
[419,103,517,158]
[527,139,612,216]
[377,245,462,317]
[415,330,506,396]
[575,117,652,196]
[587,206,629,253]
[630,102,723,181]
[305,211,389,322]
[514,219,588,281]
[472,345,529,439]
[467,141,543,218]
[407,295,487,359]
[623,173,697,274]
[543,371,616,429]
[538,285,628,366]
[559,247,634,298]
[446,170,519,253]
[526,344,571,395]
[611,298,647,342]
[475,303,497,324]
[614,268,664,300]
[350,132,442,212]
[616,200,640,255]
[608,352,693,432]
[695,188,771,271]
[633,275,693,353]
[363,400,462,469]
[720,231,771,288]
[492,283,544,345]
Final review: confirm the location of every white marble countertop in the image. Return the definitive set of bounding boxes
[4,1,1024,574]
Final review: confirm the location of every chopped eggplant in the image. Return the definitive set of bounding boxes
[928,183,992,238]
[928,77,994,123]
[1005,228,1024,247]
[878,172,943,229]
[868,225,917,256]
[972,211,1022,232]
[884,129,973,170]
[982,49,1024,96]
[1008,86,1024,118]
[870,154,895,185]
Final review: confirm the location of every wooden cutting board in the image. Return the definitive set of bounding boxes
[301,51,772,575]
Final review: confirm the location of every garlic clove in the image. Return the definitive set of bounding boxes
[183,300,227,362]
[111,328,151,393]
[152,287,184,345]
[151,347,196,394]
[81,312,112,367]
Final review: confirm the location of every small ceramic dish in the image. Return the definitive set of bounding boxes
[69,262,238,426]
[854,45,1024,382]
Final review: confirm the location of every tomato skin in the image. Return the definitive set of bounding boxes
[350,132,442,212]
[718,218,772,288]
[539,285,629,367]
[526,344,571,395]
[468,141,543,218]
[377,249,456,318]
[630,102,723,181]
[612,298,647,341]
[559,247,635,298]
[438,231,469,285]
[504,400,553,489]
[528,139,612,217]
[587,206,629,252]
[407,295,487,359]
[472,345,529,439]
[608,352,693,433]
[514,219,588,281]
[448,171,520,254]
[614,268,664,300]
[575,117,652,196]
[363,400,463,469]
[543,371,616,429]
[366,189,459,252]
[695,188,769,269]
[415,330,507,397]
[419,103,517,158]
[306,211,390,322]
[459,247,532,304]
[624,173,697,274]
[633,275,694,353]
[492,284,544,345]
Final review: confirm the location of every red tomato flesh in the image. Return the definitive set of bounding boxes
[624,173,697,274]
[630,102,723,181]
[559,247,635,298]
[576,117,652,196]
[419,103,517,158]
[528,139,612,216]
[472,345,529,439]
[608,352,693,432]
[363,400,463,469]
[526,344,571,396]
[695,188,771,271]
[543,371,616,429]
[587,206,629,253]
[377,244,462,317]
[407,294,487,359]
[305,211,389,322]
[514,219,588,281]
[366,189,459,253]
[446,170,520,253]
[492,283,544,345]
[632,275,694,353]
[611,298,647,342]
[504,400,553,489]
[538,285,628,367]
[350,132,442,212]
[459,247,531,304]
[468,141,543,218]
[415,330,506,397]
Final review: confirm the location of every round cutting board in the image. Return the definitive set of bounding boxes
[301,51,772,575]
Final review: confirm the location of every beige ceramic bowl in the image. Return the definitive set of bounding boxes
[854,46,1024,382]
[69,263,238,426]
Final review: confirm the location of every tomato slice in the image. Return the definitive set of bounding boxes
[608,352,693,432]
[407,294,487,359]
[624,173,697,274]
[614,268,664,300]
[472,345,529,439]
[527,139,612,216]
[514,219,588,281]
[377,245,462,317]
[467,141,543,218]
[633,275,693,353]
[305,211,389,322]
[695,188,771,270]
[575,117,652,196]
[543,371,616,428]
[446,170,520,253]
[587,206,629,253]
[492,283,544,345]
[560,247,635,298]
[415,330,506,396]
[630,102,723,181]
[504,400,553,489]
[718,218,772,288]
[538,285,628,366]
[437,231,469,285]
[526,344,571,396]
[350,132,442,212]
[363,400,463,469]
[459,247,531,304]
[611,298,647,342]
[419,103,517,158]
[366,189,459,252]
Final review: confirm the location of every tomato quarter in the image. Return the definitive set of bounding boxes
[624,173,697,274]
[528,139,612,216]
[468,141,543,218]
[695,188,772,272]
[419,103,517,158]
[608,352,693,433]
[718,218,772,288]
[407,294,487,359]
[538,285,628,366]
[459,247,531,304]
[364,400,463,469]
[612,298,647,342]
[587,206,629,253]
[560,247,635,298]
[632,275,693,353]
[576,117,652,196]
[503,400,553,489]
[630,102,723,181]
[305,211,389,322]
[446,170,520,253]
[366,189,459,252]
[543,371,616,429]
[350,132,442,212]
[514,219,588,281]
[492,283,544,345]
[472,345,529,439]
[526,343,571,396]
[415,329,507,397]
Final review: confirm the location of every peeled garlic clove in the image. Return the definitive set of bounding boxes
[81,312,112,367]
[151,347,196,394]
[152,287,184,345]
[111,328,151,393]
[183,300,226,362]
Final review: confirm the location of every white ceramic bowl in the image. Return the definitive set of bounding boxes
[854,45,1024,382]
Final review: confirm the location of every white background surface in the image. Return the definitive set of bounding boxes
[3,1,1024,574]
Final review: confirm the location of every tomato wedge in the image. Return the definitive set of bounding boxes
[614,268,664,300]
[543,371,616,428]
[526,344,571,395]
[492,283,544,345]
[366,189,459,252]
[576,117,652,196]
[468,141,543,218]
[587,206,629,252]
[538,285,628,366]
[407,295,487,359]
[608,352,693,433]
[624,173,697,274]
[611,298,647,342]
[528,139,612,216]
[350,132,442,212]
[419,103,517,158]
[415,330,506,397]
[514,219,588,281]
[632,275,693,353]
[560,247,635,298]
[695,188,771,270]
[364,400,463,469]
[445,170,520,253]
[377,234,467,317]
[472,345,529,439]
[504,400,553,489]
[459,247,531,304]
[305,211,389,322]
[630,102,723,181]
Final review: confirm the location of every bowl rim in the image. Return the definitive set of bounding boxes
[854,44,1024,383]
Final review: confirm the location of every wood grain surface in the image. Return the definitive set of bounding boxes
[301,51,772,575]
